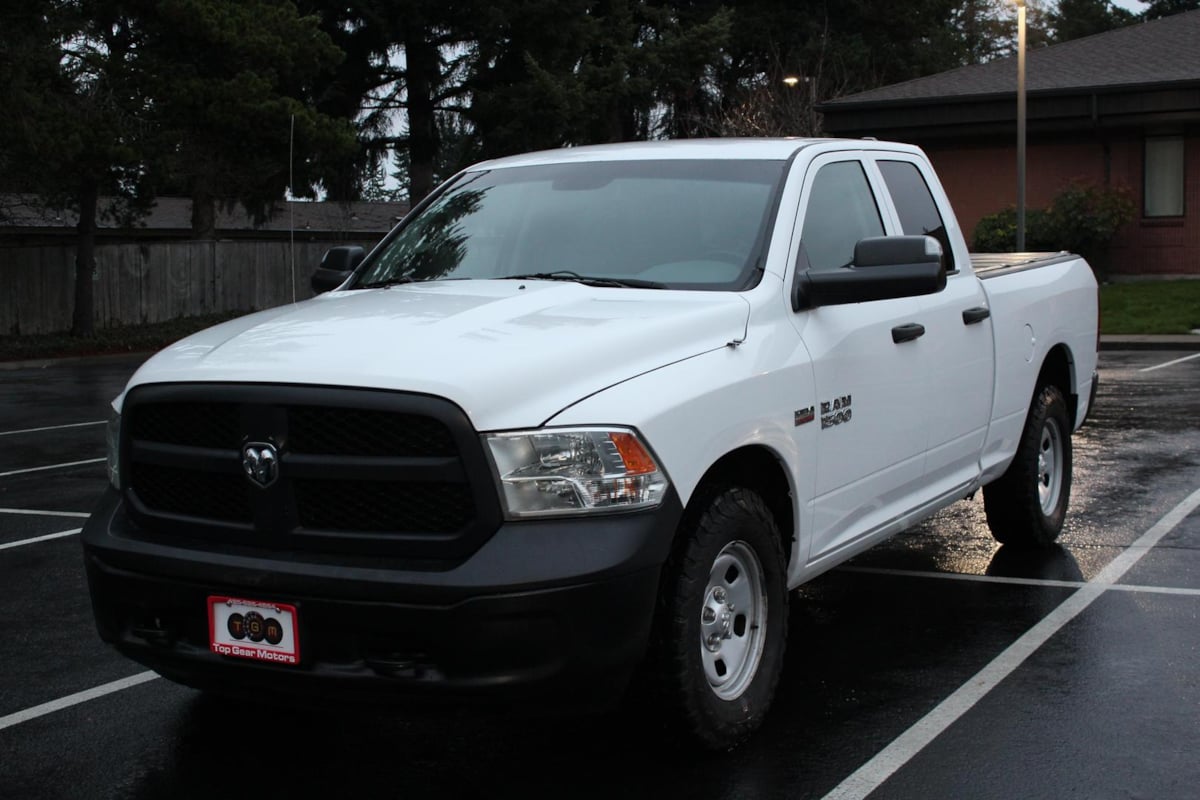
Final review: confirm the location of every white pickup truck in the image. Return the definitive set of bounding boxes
[83,138,1099,749]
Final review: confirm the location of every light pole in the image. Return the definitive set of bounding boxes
[1016,0,1027,251]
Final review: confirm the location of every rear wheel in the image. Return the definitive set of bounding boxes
[984,384,1072,547]
[650,486,788,750]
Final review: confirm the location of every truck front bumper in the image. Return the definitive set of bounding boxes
[82,487,681,710]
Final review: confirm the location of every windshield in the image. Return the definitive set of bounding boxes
[352,159,786,291]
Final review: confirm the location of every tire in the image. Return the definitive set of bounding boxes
[984,384,1072,548]
[649,486,788,750]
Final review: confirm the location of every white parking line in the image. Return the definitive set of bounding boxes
[1140,352,1200,373]
[0,458,106,478]
[840,566,1085,591]
[0,508,90,518]
[822,485,1200,800]
[0,420,105,438]
[0,528,82,551]
[0,672,159,732]
[840,566,1200,596]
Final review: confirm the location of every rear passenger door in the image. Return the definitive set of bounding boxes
[873,155,994,496]
[787,152,931,562]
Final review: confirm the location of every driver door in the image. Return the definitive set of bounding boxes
[785,153,932,562]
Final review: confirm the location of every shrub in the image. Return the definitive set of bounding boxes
[972,207,1051,252]
[972,183,1135,279]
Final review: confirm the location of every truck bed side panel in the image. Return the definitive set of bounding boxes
[976,255,1098,483]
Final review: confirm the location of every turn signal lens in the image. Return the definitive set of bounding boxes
[484,427,668,518]
[609,432,657,475]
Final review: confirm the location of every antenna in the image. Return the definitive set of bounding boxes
[289,114,296,303]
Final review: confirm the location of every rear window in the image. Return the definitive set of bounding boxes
[878,160,955,272]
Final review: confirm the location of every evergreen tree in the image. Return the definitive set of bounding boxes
[299,0,475,204]
[952,0,1016,63]
[460,0,730,160]
[1141,0,1200,18]
[136,0,356,237]
[0,0,153,336]
[1050,0,1135,42]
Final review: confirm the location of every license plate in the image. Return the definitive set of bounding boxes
[208,596,300,665]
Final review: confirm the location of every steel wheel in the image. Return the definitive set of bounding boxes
[1037,415,1064,515]
[646,486,787,750]
[700,540,767,701]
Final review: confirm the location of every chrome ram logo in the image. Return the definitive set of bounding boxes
[242,442,279,488]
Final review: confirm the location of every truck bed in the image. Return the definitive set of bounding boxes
[970,251,1077,278]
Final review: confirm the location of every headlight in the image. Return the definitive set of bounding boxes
[484,427,668,518]
[105,404,121,490]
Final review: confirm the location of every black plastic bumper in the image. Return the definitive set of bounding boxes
[82,487,681,710]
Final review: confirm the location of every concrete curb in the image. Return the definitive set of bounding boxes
[1099,335,1200,352]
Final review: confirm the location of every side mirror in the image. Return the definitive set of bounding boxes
[792,235,947,311]
[311,245,365,294]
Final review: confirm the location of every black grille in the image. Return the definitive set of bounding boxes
[289,407,456,457]
[121,385,501,561]
[131,464,253,523]
[129,402,241,449]
[296,480,475,533]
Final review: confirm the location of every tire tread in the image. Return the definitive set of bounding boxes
[984,384,1072,548]
[647,485,788,750]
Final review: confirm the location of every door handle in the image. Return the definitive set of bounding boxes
[891,323,926,344]
[962,306,991,325]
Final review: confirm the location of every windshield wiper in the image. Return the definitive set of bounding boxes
[355,275,420,289]
[502,270,666,289]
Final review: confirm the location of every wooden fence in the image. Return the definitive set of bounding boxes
[0,240,378,335]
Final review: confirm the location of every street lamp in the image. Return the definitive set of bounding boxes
[1016,0,1027,251]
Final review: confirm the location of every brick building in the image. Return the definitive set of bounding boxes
[819,10,1200,277]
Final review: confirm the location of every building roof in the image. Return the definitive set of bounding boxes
[824,9,1200,109]
[0,195,410,239]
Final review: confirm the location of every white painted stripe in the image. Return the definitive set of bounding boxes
[0,420,104,438]
[1114,583,1200,597]
[0,458,105,478]
[0,508,90,518]
[840,566,1086,591]
[0,528,82,551]
[1139,352,1200,373]
[0,672,159,732]
[840,566,1200,597]
[822,486,1200,800]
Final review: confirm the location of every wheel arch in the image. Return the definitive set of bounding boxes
[1037,343,1077,425]
[682,445,796,568]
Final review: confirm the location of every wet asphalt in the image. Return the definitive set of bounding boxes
[1,349,1198,799]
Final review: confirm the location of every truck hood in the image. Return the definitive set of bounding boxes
[126,280,750,430]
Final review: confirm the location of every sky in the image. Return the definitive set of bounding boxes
[1110,0,1148,12]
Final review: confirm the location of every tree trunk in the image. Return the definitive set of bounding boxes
[191,181,217,239]
[71,177,98,337]
[404,22,440,204]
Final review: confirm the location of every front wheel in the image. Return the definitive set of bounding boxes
[649,486,788,750]
[984,384,1073,547]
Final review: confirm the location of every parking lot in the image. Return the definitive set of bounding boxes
[2,348,1198,799]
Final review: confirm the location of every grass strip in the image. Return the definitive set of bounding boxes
[1100,281,1200,335]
